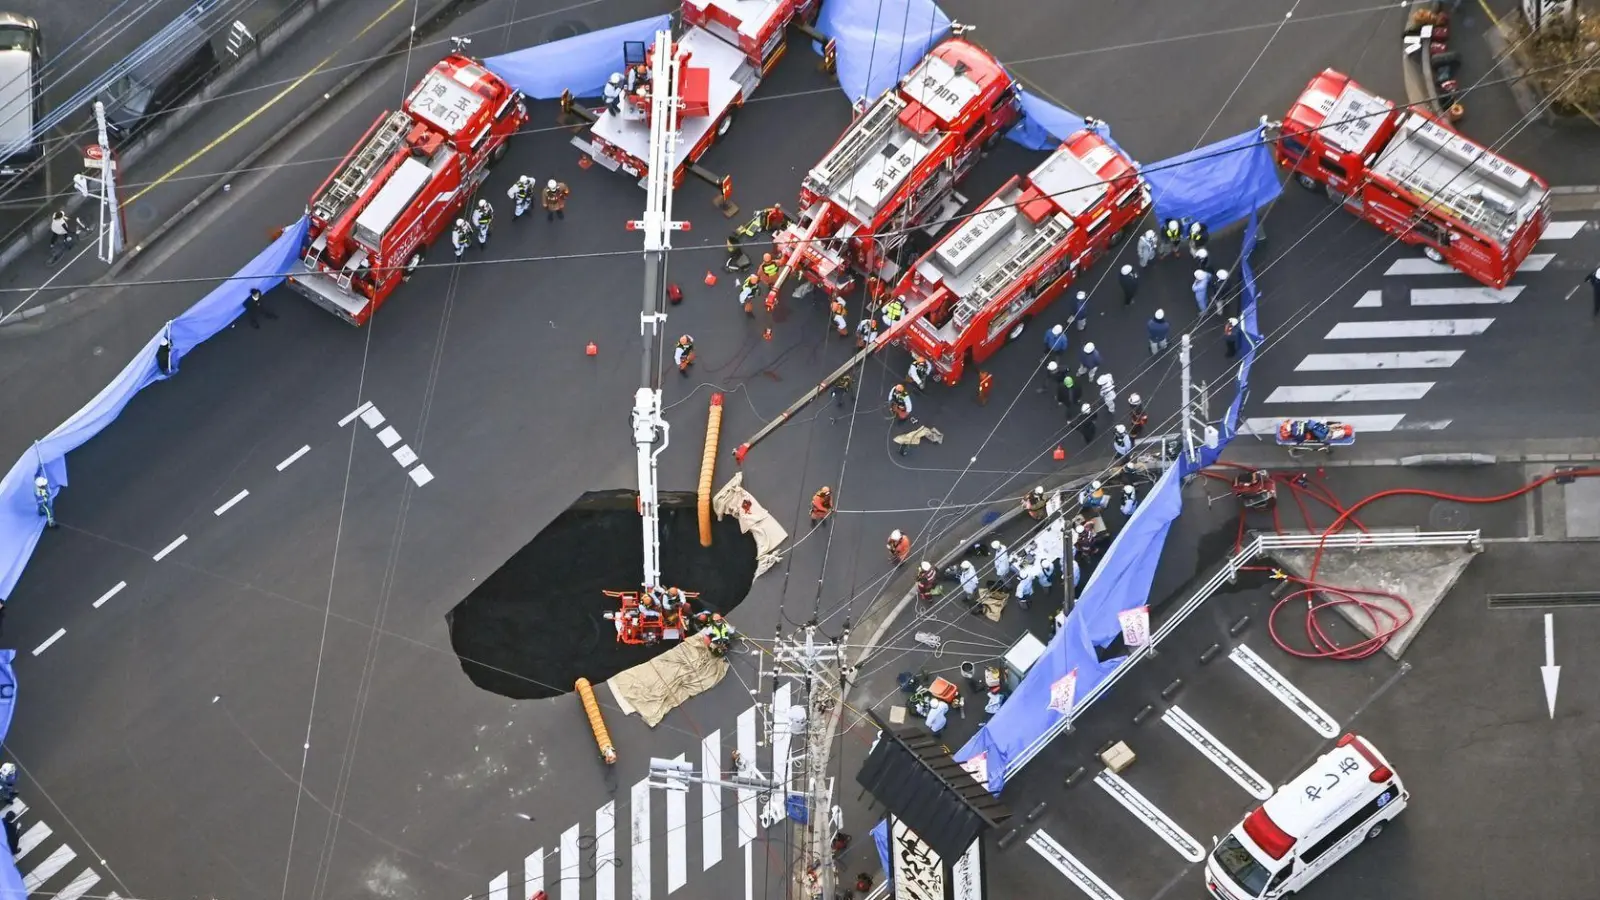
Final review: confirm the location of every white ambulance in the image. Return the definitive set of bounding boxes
[1205,733,1407,899]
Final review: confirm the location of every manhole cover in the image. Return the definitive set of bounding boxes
[1428,501,1470,529]
[132,203,156,223]
[547,20,590,41]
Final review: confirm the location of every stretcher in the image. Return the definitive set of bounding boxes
[1275,419,1356,457]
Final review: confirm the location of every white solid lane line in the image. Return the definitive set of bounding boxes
[1385,252,1553,275]
[1409,286,1522,305]
[93,581,127,609]
[214,489,249,516]
[702,730,723,872]
[667,755,688,894]
[1162,706,1273,800]
[1093,771,1206,862]
[1027,829,1126,900]
[596,800,616,900]
[276,445,311,471]
[14,821,50,859]
[736,706,757,847]
[23,842,77,891]
[1264,382,1434,404]
[337,401,373,427]
[1230,644,1341,738]
[559,824,579,900]
[152,534,188,561]
[1295,351,1463,371]
[31,629,66,657]
[1543,220,1585,240]
[1241,415,1407,435]
[1353,290,1382,308]
[1326,318,1494,339]
[631,778,651,900]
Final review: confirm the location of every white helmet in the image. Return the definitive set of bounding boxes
[1115,424,1127,435]
[1033,485,1045,495]
[455,218,466,227]
[1083,341,1096,354]
[889,529,903,541]
[1051,324,1064,336]
[1195,248,1209,260]
[1080,403,1092,415]
[1075,290,1087,300]
[547,179,559,190]
[1120,264,1133,275]
[1123,484,1136,497]
[920,561,933,573]
[33,476,46,489]
[1144,228,1156,239]
[1153,309,1165,321]
[1216,268,1230,280]
[960,560,975,571]
[0,763,13,779]
[990,540,1003,551]
[1129,393,1142,406]
[1097,373,1112,387]
[1194,269,1208,281]
[1046,360,1059,373]
[1228,317,1240,328]
[477,198,489,208]
[1091,480,1102,491]
[610,72,623,85]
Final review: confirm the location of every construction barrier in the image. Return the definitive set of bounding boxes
[699,393,724,547]
[575,677,617,764]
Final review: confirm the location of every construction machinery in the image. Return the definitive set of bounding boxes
[287,42,528,325]
[1270,68,1549,289]
[896,127,1149,383]
[765,35,1022,305]
[560,0,822,202]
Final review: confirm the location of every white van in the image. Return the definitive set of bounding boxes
[1205,733,1407,899]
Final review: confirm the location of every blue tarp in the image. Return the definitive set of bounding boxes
[0,218,309,600]
[485,16,674,101]
[1145,128,1282,232]
[871,818,891,883]
[1006,90,1090,151]
[1188,211,1263,474]
[0,652,20,900]
[816,0,951,102]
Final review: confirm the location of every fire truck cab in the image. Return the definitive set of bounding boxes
[895,128,1149,383]
[565,0,818,188]
[1275,69,1549,289]
[772,38,1021,297]
[289,53,527,325]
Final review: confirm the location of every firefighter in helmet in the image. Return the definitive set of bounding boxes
[451,218,473,259]
[888,384,912,422]
[810,486,834,527]
[738,273,761,315]
[1128,392,1148,438]
[674,335,695,375]
[471,198,494,246]
[1022,486,1047,520]
[509,175,537,219]
[603,72,625,115]
[886,529,911,564]
[830,298,849,337]
[1188,220,1209,258]
[1160,218,1183,258]
[907,356,933,391]
[915,561,938,605]
[543,179,570,222]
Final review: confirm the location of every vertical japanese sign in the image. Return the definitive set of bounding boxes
[949,835,984,900]
[890,817,945,900]
[1118,605,1151,647]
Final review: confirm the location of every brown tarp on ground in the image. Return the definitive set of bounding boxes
[712,472,788,576]
[607,636,729,727]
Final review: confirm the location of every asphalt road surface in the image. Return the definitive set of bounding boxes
[0,1,1596,900]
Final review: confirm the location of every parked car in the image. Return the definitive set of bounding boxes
[97,4,219,141]
[0,12,44,180]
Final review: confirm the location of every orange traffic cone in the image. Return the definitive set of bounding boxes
[586,341,598,356]
[1052,445,1066,461]
[704,271,717,287]
[578,155,594,170]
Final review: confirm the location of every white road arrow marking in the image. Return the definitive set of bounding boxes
[1542,612,1560,720]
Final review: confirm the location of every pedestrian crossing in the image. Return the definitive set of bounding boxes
[1022,642,1356,898]
[1247,219,1591,435]
[482,687,801,900]
[4,800,117,900]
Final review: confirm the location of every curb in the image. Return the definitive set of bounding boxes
[5,0,469,327]
[1400,1,1447,117]
[0,0,350,282]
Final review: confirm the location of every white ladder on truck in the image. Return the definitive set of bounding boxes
[313,111,411,223]
[952,215,1071,329]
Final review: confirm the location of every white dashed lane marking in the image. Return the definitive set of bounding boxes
[152,534,188,561]
[337,401,373,427]
[92,581,126,609]
[214,489,249,516]
[31,629,66,657]
[276,445,310,471]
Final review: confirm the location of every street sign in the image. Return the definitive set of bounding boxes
[1118,605,1151,647]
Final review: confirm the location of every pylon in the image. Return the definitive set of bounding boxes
[1052,446,1066,461]
[578,155,593,170]
[704,271,717,287]
[586,341,598,356]
[763,328,773,341]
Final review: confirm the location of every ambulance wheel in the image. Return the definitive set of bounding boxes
[1423,244,1444,263]
[1365,822,1385,840]
[1295,173,1320,192]
[1007,316,1031,342]
[402,251,423,282]
[715,108,736,140]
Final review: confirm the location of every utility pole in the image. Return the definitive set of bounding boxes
[1178,333,1218,467]
[74,102,123,264]
[773,622,848,899]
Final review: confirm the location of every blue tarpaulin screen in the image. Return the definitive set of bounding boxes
[815,0,951,102]
[1146,128,1282,231]
[485,15,673,100]
[0,218,309,600]
[1006,90,1090,151]
[0,652,21,900]
[871,818,891,883]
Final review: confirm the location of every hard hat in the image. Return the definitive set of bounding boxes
[763,253,773,262]
[1144,228,1156,238]
[1046,360,1059,373]
[1033,485,1044,494]
[920,561,933,572]
[1228,317,1240,327]
[610,72,623,84]
[0,763,13,779]
[960,560,974,570]
[1166,218,1179,227]
[1115,424,1127,435]
[1074,524,1085,536]
[1080,403,1092,414]
[1190,221,1202,234]
[33,476,46,489]
[890,529,903,541]
[1083,341,1096,354]
[712,613,724,622]
[477,197,488,207]
[1195,248,1208,260]
[680,334,692,342]
[455,218,466,227]
[1120,264,1133,275]
[1097,373,1112,387]
[1154,309,1165,321]
[1075,290,1087,300]
[1195,269,1208,281]
[1129,392,1141,405]
[547,179,558,190]
[1050,324,1064,336]
[1091,480,1102,491]
[990,540,1003,551]
[1216,268,1230,280]
[1123,484,1135,495]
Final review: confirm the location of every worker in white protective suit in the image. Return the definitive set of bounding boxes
[958,560,979,603]
[508,175,537,219]
[471,198,494,246]
[1097,372,1117,416]
[451,218,472,259]
[990,540,1013,586]
[603,72,625,115]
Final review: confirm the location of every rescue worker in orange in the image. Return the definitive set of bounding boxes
[726,204,786,272]
[886,529,911,565]
[542,179,570,222]
[888,384,912,423]
[810,486,834,528]
[675,335,696,375]
[757,253,780,288]
[1127,393,1148,438]
[915,561,938,607]
[977,370,994,405]
[830,298,849,337]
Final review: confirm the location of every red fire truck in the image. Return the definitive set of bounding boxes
[561,0,820,193]
[768,38,1022,300]
[287,52,527,325]
[1273,68,1549,289]
[894,128,1149,384]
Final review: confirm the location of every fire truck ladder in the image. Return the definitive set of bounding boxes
[811,94,904,190]
[1400,171,1513,237]
[312,111,412,232]
[950,214,1071,330]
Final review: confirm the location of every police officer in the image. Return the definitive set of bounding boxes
[674,334,695,375]
[451,218,473,259]
[34,476,57,528]
[1192,268,1214,312]
[543,179,570,222]
[1224,317,1243,359]
[471,198,494,246]
[509,175,537,218]
[1147,309,1169,356]
[1118,264,1139,305]
[1076,341,1101,381]
[243,287,278,328]
[1112,424,1134,461]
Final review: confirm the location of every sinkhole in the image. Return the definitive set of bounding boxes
[445,489,757,700]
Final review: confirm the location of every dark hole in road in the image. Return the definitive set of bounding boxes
[445,489,757,700]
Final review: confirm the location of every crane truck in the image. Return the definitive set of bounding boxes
[560,0,822,199]
[287,45,528,325]
[764,36,1022,306]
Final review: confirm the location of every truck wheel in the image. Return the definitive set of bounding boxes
[1007,316,1031,343]
[1326,186,1346,205]
[1108,224,1129,247]
[715,108,737,140]
[1295,173,1320,192]
[403,251,423,281]
[1422,244,1443,263]
[491,140,508,163]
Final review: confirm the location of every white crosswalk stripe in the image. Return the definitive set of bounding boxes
[1326,318,1494,338]
[23,843,77,891]
[1543,220,1585,239]
[1408,286,1522,305]
[1385,251,1553,276]
[485,701,797,900]
[1294,351,1462,371]
[54,868,102,900]
[1264,382,1434,403]
[14,820,50,860]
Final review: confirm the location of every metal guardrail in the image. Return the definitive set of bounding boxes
[1005,528,1480,776]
